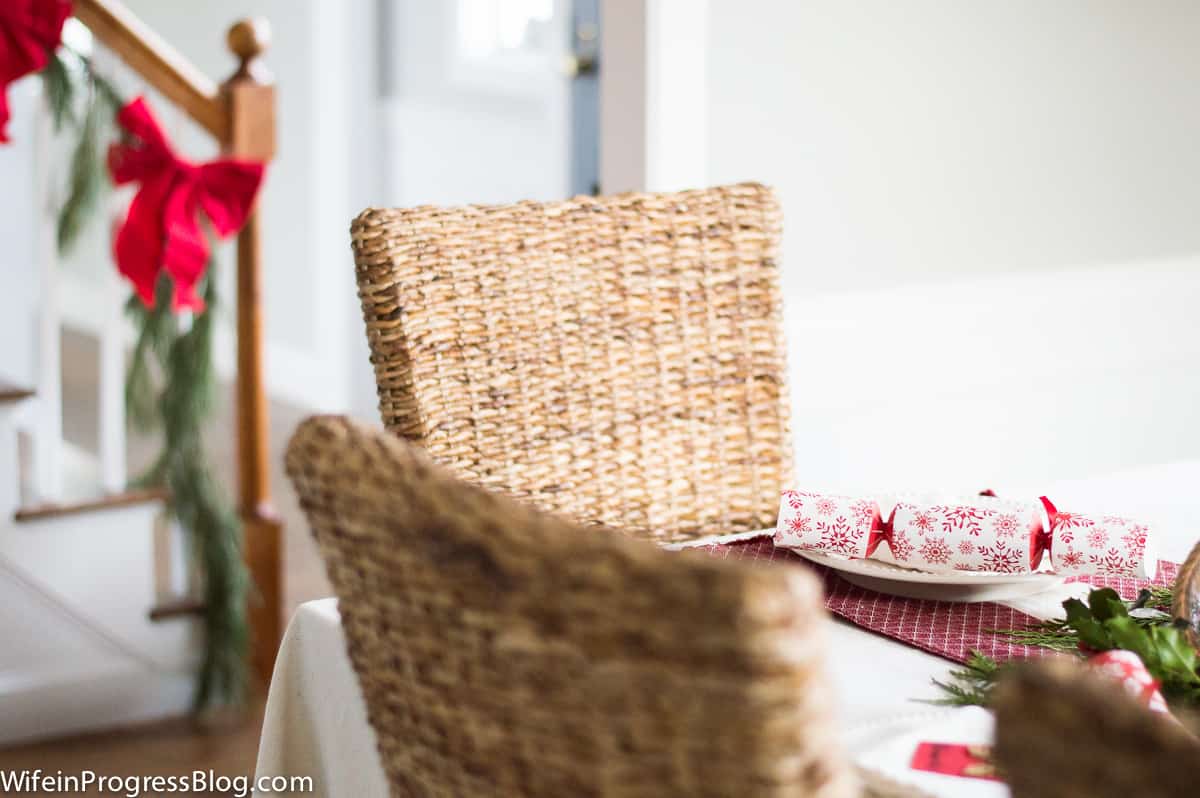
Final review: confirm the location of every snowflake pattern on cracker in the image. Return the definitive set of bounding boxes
[1049,512,1155,579]
[774,490,1155,578]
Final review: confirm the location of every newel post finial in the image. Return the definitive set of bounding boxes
[227,17,272,83]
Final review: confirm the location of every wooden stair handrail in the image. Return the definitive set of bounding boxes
[0,380,35,404]
[68,0,282,685]
[72,0,226,139]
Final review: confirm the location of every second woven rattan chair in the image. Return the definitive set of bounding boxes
[286,415,861,798]
[350,183,792,544]
[992,658,1200,798]
[992,538,1200,797]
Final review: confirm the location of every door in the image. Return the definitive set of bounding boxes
[380,0,597,206]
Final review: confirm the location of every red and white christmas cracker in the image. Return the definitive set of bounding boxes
[1087,649,1171,716]
[775,490,885,559]
[1042,498,1157,579]
[877,496,1048,574]
[775,490,1157,578]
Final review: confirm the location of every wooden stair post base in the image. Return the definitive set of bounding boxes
[243,508,283,683]
[223,17,282,688]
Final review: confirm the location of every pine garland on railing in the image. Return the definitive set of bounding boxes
[125,277,250,709]
[44,50,121,253]
[42,45,250,710]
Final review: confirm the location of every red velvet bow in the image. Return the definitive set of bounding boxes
[108,96,265,312]
[0,1,71,143]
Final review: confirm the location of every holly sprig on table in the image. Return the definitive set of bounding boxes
[933,585,1200,709]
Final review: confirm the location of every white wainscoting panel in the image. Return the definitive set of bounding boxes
[785,256,1200,494]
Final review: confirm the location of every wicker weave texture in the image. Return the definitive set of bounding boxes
[993,660,1200,798]
[1173,539,1200,651]
[350,183,792,543]
[286,415,855,798]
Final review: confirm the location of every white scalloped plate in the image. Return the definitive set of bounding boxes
[795,550,1064,602]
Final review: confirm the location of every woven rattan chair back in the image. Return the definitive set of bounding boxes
[992,660,1200,798]
[1174,539,1200,651]
[285,415,854,798]
[350,183,792,544]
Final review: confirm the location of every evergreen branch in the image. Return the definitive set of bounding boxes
[54,43,125,116]
[1138,585,1175,611]
[41,51,76,131]
[86,65,124,113]
[929,651,1003,707]
[124,284,175,431]
[933,584,1200,711]
[56,83,105,253]
[126,273,250,709]
[992,620,1081,652]
[45,45,248,711]
[45,44,126,255]
[992,587,1181,652]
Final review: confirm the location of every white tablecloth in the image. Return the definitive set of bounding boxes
[255,462,1200,797]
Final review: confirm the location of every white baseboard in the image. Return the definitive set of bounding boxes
[0,496,201,745]
[0,664,194,747]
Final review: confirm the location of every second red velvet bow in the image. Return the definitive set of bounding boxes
[0,0,71,142]
[108,96,265,312]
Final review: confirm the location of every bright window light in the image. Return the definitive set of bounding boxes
[457,0,554,58]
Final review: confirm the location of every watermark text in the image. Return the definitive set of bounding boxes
[0,769,312,796]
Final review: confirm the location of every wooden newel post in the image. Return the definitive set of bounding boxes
[221,18,282,685]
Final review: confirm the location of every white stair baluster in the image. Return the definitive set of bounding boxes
[32,83,63,502]
[0,401,22,520]
[97,289,127,493]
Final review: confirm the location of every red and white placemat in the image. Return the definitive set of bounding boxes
[696,537,1179,665]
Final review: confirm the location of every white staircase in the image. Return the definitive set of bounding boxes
[0,78,201,747]
[0,383,202,746]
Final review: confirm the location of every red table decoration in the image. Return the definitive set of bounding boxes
[108,96,265,312]
[777,490,1158,579]
[701,536,1179,665]
[1041,497,1157,579]
[910,742,999,781]
[1087,649,1171,715]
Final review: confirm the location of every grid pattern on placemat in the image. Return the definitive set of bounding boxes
[701,538,1179,665]
[1066,561,1178,599]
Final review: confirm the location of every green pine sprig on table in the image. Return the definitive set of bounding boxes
[930,651,1005,708]
[40,47,249,711]
[932,584,1200,710]
[993,586,1176,652]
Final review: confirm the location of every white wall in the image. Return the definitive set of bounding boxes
[380,0,571,208]
[707,0,1200,294]
[599,0,708,193]
[697,0,1200,489]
